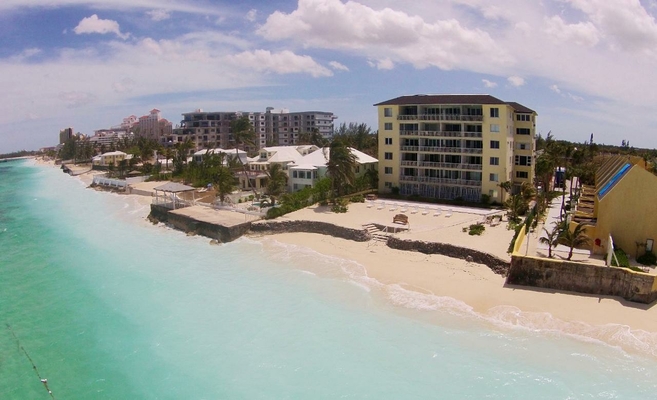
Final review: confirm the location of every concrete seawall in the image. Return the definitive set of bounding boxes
[150,204,252,243]
[506,255,657,304]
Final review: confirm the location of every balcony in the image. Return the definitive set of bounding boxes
[397,114,484,122]
[418,162,483,170]
[400,130,464,138]
[399,175,482,186]
[400,160,418,166]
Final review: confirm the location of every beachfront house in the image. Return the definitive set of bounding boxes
[92,151,132,167]
[288,147,378,192]
[237,145,319,191]
[573,155,657,259]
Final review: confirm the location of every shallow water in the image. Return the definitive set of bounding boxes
[1,161,656,399]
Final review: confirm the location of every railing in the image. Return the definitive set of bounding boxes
[463,131,483,138]
[397,115,484,122]
[417,162,483,170]
[399,175,482,186]
[400,160,418,166]
[400,146,483,154]
[400,130,464,138]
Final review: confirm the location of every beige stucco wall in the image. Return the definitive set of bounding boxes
[595,166,657,257]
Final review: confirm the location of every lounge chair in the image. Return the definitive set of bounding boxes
[377,201,385,210]
[410,207,419,214]
[400,205,408,212]
[367,201,374,208]
[389,203,398,211]
[433,208,442,217]
[421,207,429,215]
[445,208,453,218]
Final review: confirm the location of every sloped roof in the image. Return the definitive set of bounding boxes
[259,146,307,163]
[194,147,246,156]
[292,147,378,168]
[506,102,536,114]
[153,182,195,192]
[102,151,127,156]
[374,94,506,106]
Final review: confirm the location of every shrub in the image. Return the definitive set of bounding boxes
[611,248,630,268]
[468,224,485,236]
[637,251,657,266]
[331,198,349,213]
[480,194,490,204]
[349,194,365,203]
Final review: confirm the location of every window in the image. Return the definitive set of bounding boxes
[516,114,531,121]
[292,171,298,178]
[384,123,393,130]
[384,181,393,188]
[490,157,499,165]
[384,167,393,174]
[490,140,500,149]
[384,108,392,117]
[384,152,393,160]
[489,189,498,198]
[489,173,499,182]
[516,171,529,179]
[515,155,532,166]
[385,137,393,145]
[490,124,500,133]
[517,142,529,150]
[490,108,499,118]
[516,128,531,135]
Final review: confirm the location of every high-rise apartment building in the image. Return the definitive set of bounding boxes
[163,109,337,152]
[375,94,536,203]
[136,109,172,140]
[59,127,73,144]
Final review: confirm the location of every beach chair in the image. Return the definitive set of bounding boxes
[377,201,385,210]
[445,208,453,218]
[433,208,442,217]
[389,202,398,211]
[400,205,408,212]
[421,207,429,215]
[410,206,419,214]
[367,201,374,208]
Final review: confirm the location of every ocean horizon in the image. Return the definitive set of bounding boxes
[2,160,656,399]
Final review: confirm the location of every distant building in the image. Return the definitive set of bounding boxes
[92,151,132,167]
[59,127,73,144]
[121,115,138,131]
[192,147,248,165]
[237,145,319,190]
[136,109,172,140]
[265,108,337,146]
[374,94,536,203]
[162,108,337,153]
[88,129,131,148]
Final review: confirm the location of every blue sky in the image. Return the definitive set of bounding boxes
[2,0,657,153]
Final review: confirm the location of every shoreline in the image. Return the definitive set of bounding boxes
[32,159,657,356]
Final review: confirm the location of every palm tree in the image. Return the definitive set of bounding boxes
[213,165,236,205]
[326,139,357,198]
[265,163,287,205]
[230,116,257,196]
[498,180,512,203]
[559,222,591,261]
[505,193,527,224]
[539,222,561,258]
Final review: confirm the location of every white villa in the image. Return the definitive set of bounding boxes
[92,151,133,167]
[288,147,378,192]
[193,148,248,165]
[238,145,319,190]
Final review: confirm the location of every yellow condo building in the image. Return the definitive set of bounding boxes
[375,94,537,203]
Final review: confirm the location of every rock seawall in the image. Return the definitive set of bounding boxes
[250,220,371,242]
[507,255,657,304]
[386,236,510,275]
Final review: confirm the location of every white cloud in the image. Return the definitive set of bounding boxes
[566,0,657,52]
[329,61,349,71]
[246,9,257,22]
[507,76,525,87]
[544,15,600,47]
[225,50,333,77]
[375,58,394,70]
[112,78,136,93]
[482,79,497,88]
[257,0,510,71]
[0,0,230,17]
[550,84,561,94]
[74,14,129,39]
[567,93,584,102]
[146,9,171,21]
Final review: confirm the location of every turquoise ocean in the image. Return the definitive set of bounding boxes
[1,160,657,399]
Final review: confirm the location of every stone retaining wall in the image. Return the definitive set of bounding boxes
[386,237,510,275]
[506,255,657,304]
[250,220,371,242]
